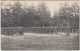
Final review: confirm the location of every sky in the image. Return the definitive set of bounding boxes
[1,1,80,16]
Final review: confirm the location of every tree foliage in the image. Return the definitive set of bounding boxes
[1,2,79,32]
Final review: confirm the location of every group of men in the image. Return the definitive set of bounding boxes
[2,27,23,36]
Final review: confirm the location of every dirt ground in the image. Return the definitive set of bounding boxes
[1,33,79,50]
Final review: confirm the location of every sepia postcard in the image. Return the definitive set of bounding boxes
[1,0,80,50]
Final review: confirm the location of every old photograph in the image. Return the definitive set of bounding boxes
[1,0,79,50]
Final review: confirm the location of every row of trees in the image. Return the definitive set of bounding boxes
[1,2,79,31]
[53,3,79,31]
[1,2,51,27]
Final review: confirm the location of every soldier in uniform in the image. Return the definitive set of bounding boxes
[19,27,23,36]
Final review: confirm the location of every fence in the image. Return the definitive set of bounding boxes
[1,27,79,36]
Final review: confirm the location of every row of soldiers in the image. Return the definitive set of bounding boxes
[24,27,78,33]
[1,28,23,36]
[1,27,79,36]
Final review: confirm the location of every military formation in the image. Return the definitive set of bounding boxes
[1,27,23,36]
[1,27,78,36]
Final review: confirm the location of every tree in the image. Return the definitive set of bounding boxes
[1,1,26,27]
[37,2,51,27]
[22,5,41,27]
[11,1,24,27]
[52,2,79,33]
[1,4,13,27]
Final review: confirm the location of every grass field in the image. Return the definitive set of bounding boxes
[1,33,79,50]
